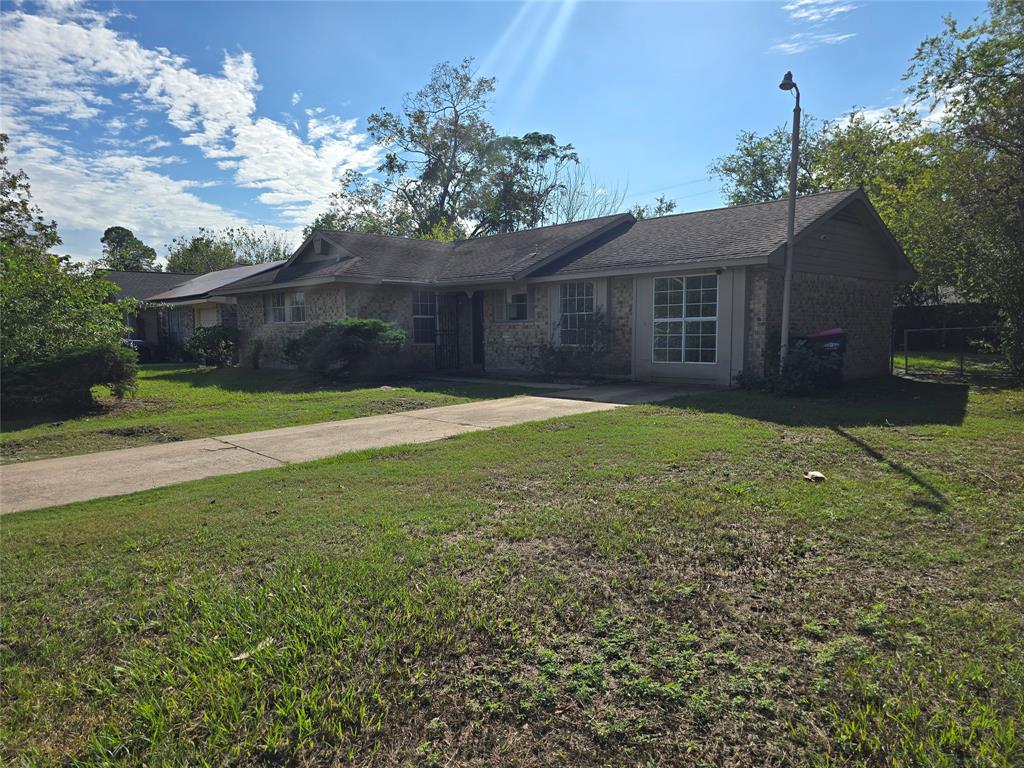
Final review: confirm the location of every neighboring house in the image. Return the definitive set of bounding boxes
[104,261,284,356]
[104,270,194,352]
[219,189,916,386]
[146,262,285,347]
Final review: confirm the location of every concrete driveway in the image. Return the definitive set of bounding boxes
[0,395,620,515]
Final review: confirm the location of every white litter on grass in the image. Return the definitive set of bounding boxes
[803,471,826,483]
[232,637,274,661]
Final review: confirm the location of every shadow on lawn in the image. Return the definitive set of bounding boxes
[142,366,538,400]
[673,376,971,509]
[675,376,971,429]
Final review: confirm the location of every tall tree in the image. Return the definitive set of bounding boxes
[303,170,417,239]
[165,229,236,274]
[546,164,628,224]
[471,132,579,236]
[99,226,158,271]
[0,134,59,259]
[0,134,129,371]
[906,0,1024,372]
[220,226,294,264]
[630,195,678,220]
[367,58,497,236]
[708,118,825,205]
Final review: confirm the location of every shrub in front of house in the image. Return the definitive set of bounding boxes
[185,325,240,367]
[1,344,138,413]
[284,318,407,380]
[538,309,613,377]
[771,342,842,395]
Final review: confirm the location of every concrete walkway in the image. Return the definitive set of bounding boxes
[0,396,620,515]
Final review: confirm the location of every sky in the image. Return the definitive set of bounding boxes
[1,0,984,264]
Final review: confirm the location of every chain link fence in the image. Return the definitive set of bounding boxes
[893,325,1006,376]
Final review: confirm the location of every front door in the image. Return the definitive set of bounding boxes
[472,291,485,367]
[435,294,460,370]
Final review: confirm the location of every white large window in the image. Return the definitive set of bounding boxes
[653,274,718,363]
[412,290,437,344]
[265,292,306,324]
[558,281,595,346]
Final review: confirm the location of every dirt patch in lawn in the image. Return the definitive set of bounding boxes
[1,424,182,464]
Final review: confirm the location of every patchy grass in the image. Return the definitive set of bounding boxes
[0,364,542,463]
[2,377,1022,766]
[900,350,1008,376]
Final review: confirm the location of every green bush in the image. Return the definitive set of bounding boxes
[1,344,138,412]
[538,309,613,376]
[284,318,406,380]
[772,342,842,395]
[185,325,240,367]
[247,338,265,369]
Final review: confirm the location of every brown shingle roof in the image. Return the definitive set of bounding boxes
[535,189,861,276]
[222,189,893,292]
[102,270,192,301]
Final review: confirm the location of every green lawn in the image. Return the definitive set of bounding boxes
[901,350,1009,375]
[0,364,540,464]
[2,378,1022,766]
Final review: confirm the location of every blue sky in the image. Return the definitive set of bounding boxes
[1,0,982,263]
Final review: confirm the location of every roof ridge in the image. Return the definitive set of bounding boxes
[318,212,629,250]
[635,188,860,223]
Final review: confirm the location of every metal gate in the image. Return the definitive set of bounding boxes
[435,294,460,370]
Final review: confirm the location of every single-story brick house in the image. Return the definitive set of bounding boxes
[105,262,283,356]
[218,189,915,386]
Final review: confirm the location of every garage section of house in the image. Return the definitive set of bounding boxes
[217,188,916,386]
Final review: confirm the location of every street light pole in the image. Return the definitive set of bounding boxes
[778,71,800,370]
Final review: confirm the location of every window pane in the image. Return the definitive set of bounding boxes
[558,281,595,346]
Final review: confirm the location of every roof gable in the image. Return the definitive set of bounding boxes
[220,189,914,292]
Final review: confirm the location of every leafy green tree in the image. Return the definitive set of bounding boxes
[367,58,496,236]
[1,134,59,259]
[99,226,158,271]
[630,195,678,220]
[303,170,417,239]
[906,0,1024,373]
[0,135,129,372]
[165,229,236,273]
[708,118,825,205]
[220,226,293,264]
[471,132,579,236]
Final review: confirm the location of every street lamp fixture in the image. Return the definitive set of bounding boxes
[778,71,801,370]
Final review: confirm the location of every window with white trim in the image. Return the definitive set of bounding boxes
[558,281,595,346]
[264,292,306,324]
[505,289,529,321]
[289,291,306,323]
[412,290,437,344]
[653,274,718,363]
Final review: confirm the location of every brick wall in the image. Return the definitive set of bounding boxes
[239,283,434,370]
[482,285,551,372]
[481,279,634,376]
[605,276,634,376]
[744,267,894,379]
[238,285,346,367]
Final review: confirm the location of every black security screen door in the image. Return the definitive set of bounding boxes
[435,294,460,370]
[472,291,485,367]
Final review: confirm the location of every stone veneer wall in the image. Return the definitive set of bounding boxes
[238,284,346,367]
[605,276,634,376]
[744,267,894,380]
[238,283,434,371]
[481,279,635,376]
[481,285,551,372]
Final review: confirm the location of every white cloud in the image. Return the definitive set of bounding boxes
[773,0,858,54]
[771,32,855,54]
[0,3,382,256]
[291,90,302,106]
[782,0,858,24]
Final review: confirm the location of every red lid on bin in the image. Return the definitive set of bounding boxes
[804,327,845,339]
